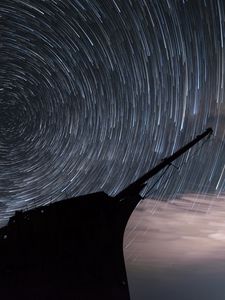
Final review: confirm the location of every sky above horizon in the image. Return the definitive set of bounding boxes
[1,0,225,298]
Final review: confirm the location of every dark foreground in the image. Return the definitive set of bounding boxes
[0,192,132,300]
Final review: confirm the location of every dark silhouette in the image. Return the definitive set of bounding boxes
[0,128,212,299]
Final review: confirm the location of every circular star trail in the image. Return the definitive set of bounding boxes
[0,0,225,224]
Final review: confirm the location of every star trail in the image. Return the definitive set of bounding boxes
[0,0,225,227]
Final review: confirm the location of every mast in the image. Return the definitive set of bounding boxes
[115,128,213,201]
[114,128,213,234]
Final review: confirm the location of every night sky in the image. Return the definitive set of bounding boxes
[1,1,225,299]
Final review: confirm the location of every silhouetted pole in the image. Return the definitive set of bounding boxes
[115,128,213,200]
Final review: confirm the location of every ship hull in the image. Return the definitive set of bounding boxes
[0,192,130,300]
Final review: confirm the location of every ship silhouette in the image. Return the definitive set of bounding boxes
[0,128,212,300]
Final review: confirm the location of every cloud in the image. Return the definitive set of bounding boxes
[124,193,225,299]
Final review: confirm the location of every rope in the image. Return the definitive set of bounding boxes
[142,135,213,199]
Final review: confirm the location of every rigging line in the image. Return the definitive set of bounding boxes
[143,134,212,199]
[175,136,211,170]
[144,167,177,198]
[168,133,213,171]
[142,165,171,198]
